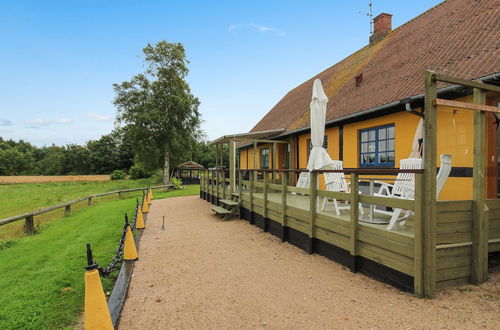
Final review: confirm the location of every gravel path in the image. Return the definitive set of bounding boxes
[119,195,499,329]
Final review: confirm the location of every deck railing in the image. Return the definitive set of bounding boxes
[200,167,499,297]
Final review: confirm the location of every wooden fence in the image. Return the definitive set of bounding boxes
[0,185,172,235]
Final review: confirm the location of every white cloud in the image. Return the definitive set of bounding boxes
[84,112,112,122]
[24,119,50,126]
[0,119,12,126]
[53,118,73,124]
[229,23,285,36]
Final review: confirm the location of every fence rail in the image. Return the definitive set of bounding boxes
[0,184,172,232]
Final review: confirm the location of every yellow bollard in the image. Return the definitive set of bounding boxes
[142,198,149,213]
[84,244,113,330]
[147,188,153,205]
[124,225,138,261]
[135,204,145,229]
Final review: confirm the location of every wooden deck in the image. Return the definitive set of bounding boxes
[200,170,500,298]
[248,191,414,237]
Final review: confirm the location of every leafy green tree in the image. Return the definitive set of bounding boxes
[113,40,201,183]
[37,145,66,175]
[0,147,35,175]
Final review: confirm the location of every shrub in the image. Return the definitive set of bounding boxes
[171,177,182,189]
[129,164,151,179]
[110,170,126,180]
[150,169,165,184]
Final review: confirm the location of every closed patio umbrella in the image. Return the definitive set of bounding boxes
[409,118,423,158]
[306,79,335,171]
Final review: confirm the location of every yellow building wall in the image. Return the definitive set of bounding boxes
[238,96,483,200]
[239,148,248,169]
[239,144,277,169]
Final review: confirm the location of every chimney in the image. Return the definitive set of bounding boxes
[370,13,392,44]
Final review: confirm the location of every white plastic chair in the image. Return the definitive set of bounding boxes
[296,171,310,189]
[321,160,364,216]
[375,155,452,230]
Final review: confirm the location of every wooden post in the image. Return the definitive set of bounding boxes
[413,173,424,297]
[210,170,213,202]
[253,142,258,184]
[118,191,123,199]
[229,140,236,194]
[249,170,254,224]
[472,87,488,284]
[423,70,438,298]
[64,205,71,217]
[25,215,35,235]
[308,172,317,254]
[263,171,268,231]
[272,142,277,182]
[88,197,93,206]
[349,172,359,271]
[238,170,243,201]
[281,171,287,242]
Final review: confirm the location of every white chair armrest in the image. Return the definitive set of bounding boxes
[374,180,394,188]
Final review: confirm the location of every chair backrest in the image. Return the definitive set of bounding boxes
[296,171,310,189]
[323,160,349,192]
[392,158,423,196]
[436,154,452,197]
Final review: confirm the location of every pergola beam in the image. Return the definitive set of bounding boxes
[434,74,500,93]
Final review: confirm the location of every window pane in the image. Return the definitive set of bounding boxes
[379,153,387,163]
[388,152,395,162]
[323,135,328,148]
[379,141,386,152]
[379,128,386,139]
[388,126,395,139]
[361,131,368,141]
[369,130,376,141]
[368,142,376,152]
[388,139,395,151]
[368,153,375,163]
[361,154,367,164]
[361,143,367,152]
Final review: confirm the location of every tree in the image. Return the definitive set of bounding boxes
[113,40,201,184]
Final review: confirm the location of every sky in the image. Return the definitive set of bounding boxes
[0,0,443,146]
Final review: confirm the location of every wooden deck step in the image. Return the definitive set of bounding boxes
[211,205,231,215]
[219,199,239,206]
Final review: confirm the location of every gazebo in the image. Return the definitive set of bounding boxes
[175,161,205,185]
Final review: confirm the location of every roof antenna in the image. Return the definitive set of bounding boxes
[359,0,374,34]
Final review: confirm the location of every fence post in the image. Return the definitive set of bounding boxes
[88,197,93,206]
[64,205,71,217]
[249,171,254,224]
[423,70,438,298]
[238,170,243,210]
[349,172,359,272]
[263,171,268,231]
[472,87,488,284]
[281,172,288,242]
[118,191,123,199]
[25,215,35,235]
[414,172,424,297]
[308,172,317,254]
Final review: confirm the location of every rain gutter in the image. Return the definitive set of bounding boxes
[248,72,500,144]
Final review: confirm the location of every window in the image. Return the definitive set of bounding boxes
[355,74,363,88]
[360,124,395,167]
[307,136,328,159]
[260,148,269,169]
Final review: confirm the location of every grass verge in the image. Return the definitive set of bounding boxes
[0,185,199,329]
[0,179,157,239]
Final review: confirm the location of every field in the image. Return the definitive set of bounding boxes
[0,185,199,329]
[0,179,157,239]
[0,175,110,184]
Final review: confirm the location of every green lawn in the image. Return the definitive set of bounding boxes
[0,185,199,329]
[0,178,156,219]
[0,179,159,239]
